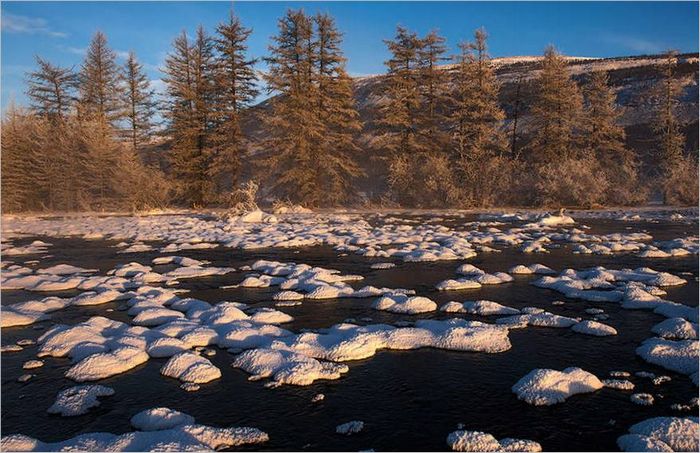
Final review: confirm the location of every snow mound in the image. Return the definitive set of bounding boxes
[636,338,699,375]
[372,295,437,314]
[130,407,195,431]
[232,348,349,386]
[617,417,698,452]
[652,319,698,340]
[446,431,501,452]
[160,353,221,384]
[509,264,555,275]
[512,367,603,406]
[1,423,269,451]
[66,346,150,382]
[47,385,115,416]
[571,320,618,336]
[603,379,635,390]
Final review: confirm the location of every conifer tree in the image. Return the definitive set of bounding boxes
[582,71,628,160]
[450,28,507,205]
[26,57,77,122]
[211,11,258,193]
[313,12,363,204]
[120,51,157,152]
[263,9,324,205]
[417,30,449,147]
[582,71,640,204]
[376,26,423,204]
[451,28,506,161]
[528,45,583,161]
[162,28,216,206]
[653,50,685,172]
[79,31,122,127]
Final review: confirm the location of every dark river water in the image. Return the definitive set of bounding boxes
[1,215,698,451]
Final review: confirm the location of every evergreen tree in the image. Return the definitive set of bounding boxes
[653,50,685,172]
[450,28,507,205]
[26,57,77,122]
[417,30,449,147]
[582,71,628,160]
[376,26,424,204]
[211,11,258,193]
[79,31,122,127]
[162,28,216,206]
[263,9,324,205]
[582,71,641,204]
[120,51,157,152]
[451,28,506,161]
[313,12,363,205]
[528,45,583,161]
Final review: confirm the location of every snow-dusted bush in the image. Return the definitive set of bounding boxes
[661,155,699,205]
[534,157,608,207]
[227,180,260,214]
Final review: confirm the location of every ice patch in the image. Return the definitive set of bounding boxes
[617,417,698,452]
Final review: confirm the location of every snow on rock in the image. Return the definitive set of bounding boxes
[152,256,205,267]
[335,421,364,435]
[496,309,579,329]
[617,417,698,452]
[231,348,349,386]
[130,407,195,431]
[0,306,50,328]
[499,438,543,452]
[22,360,44,369]
[160,352,221,383]
[66,347,150,382]
[436,278,482,291]
[443,300,520,316]
[1,423,269,451]
[651,319,698,340]
[132,308,185,327]
[631,393,655,406]
[446,431,501,452]
[272,290,304,301]
[603,379,635,390]
[165,265,234,279]
[372,295,437,314]
[146,337,190,358]
[571,320,618,336]
[509,264,555,275]
[512,367,603,406]
[38,264,97,275]
[636,338,699,376]
[47,385,115,416]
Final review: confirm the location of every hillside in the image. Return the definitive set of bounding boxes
[237,53,699,200]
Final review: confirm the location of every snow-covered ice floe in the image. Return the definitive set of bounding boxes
[1,409,268,451]
[47,385,115,416]
[512,367,603,406]
[617,417,698,452]
[231,319,511,386]
[446,430,542,452]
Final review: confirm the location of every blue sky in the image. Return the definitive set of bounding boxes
[2,1,698,110]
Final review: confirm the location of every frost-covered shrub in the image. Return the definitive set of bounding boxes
[534,157,608,207]
[661,155,699,205]
[227,180,260,214]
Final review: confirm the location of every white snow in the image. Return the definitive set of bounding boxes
[512,367,603,406]
[130,407,195,431]
[636,338,699,376]
[372,295,437,314]
[160,353,222,384]
[47,385,115,416]
[617,417,698,452]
